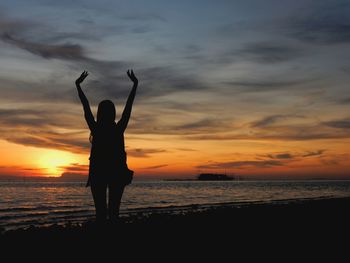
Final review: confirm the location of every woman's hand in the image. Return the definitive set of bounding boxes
[75,71,89,86]
[127,69,138,85]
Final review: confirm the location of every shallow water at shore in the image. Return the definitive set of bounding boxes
[1,180,349,230]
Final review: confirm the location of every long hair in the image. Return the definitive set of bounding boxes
[90,100,116,143]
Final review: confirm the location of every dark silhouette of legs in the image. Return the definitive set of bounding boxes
[108,184,125,222]
[91,183,107,223]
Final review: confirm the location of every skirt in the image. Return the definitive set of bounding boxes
[86,158,133,187]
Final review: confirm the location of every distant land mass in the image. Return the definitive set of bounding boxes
[197,173,234,181]
[165,173,235,181]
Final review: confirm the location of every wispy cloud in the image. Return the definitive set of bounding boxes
[270,0,349,45]
[266,153,294,159]
[2,33,86,60]
[0,108,89,153]
[142,164,168,169]
[59,163,89,178]
[223,79,313,93]
[120,13,166,22]
[234,42,302,63]
[127,148,167,158]
[250,115,303,128]
[59,163,89,173]
[323,119,350,129]
[198,148,327,171]
[338,97,350,104]
[196,160,284,169]
[302,150,325,157]
[265,150,325,160]
[174,118,232,134]
[0,165,50,176]
[184,125,350,141]
[286,14,350,44]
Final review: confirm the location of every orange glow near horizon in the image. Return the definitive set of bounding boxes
[1,135,350,179]
[36,151,83,177]
[0,140,88,177]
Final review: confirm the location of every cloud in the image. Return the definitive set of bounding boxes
[196,160,284,169]
[1,31,127,82]
[223,78,313,93]
[323,119,350,129]
[57,163,89,178]
[0,107,86,130]
[0,108,83,128]
[235,42,302,63]
[198,148,328,170]
[320,158,340,166]
[0,13,105,46]
[338,97,350,104]
[302,150,325,157]
[142,164,168,169]
[0,16,130,95]
[176,119,219,130]
[184,127,350,141]
[6,135,89,154]
[120,13,166,22]
[176,148,197,152]
[0,165,50,176]
[127,148,167,158]
[183,40,303,66]
[287,18,350,45]
[267,153,294,159]
[250,115,295,128]
[136,66,209,96]
[284,1,350,44]
[266,150,325,160]
[0,14,211,104]
[59,163,89,172]
[0,15,34,35]
[127,113,233,136]
[2,33,86,60]
[0,107,90,153]
[174,118,232,134]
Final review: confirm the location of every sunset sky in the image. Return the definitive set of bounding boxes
[0,0,349,179]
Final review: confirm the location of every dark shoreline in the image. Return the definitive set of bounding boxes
[1,196,349,247]
[1,195,346,231]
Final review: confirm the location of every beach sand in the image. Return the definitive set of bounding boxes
[1,197,349,254]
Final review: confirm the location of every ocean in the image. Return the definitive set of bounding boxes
[0,180,349,230]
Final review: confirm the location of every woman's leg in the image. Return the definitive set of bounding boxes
[108,184,125,221]
[91,183,108,223]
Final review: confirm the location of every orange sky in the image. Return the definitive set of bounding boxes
[1,133,349,179]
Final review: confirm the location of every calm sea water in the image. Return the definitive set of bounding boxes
[0,180,349,230]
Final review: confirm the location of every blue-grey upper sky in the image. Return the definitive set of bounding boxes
[0,0,350,177]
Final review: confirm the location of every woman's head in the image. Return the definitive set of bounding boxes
[97,100,116,124]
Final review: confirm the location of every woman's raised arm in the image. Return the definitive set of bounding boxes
[75,71,95,131]
[119,69,138,132]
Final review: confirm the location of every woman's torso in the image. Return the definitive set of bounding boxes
[89,122,126,183]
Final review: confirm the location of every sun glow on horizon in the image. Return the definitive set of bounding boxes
[37,150,86,177]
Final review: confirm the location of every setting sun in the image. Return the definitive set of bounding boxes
[37,150,86,177]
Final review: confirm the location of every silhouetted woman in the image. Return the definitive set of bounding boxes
[75,70,138,223]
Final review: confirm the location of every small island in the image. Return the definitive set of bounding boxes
[163,173,236,181]
[197,173,234,181]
